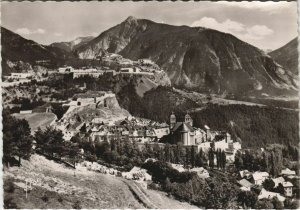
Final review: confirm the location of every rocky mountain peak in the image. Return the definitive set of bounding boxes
[125,16,138,22]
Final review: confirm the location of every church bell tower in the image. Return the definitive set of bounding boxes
[185,112,193,127]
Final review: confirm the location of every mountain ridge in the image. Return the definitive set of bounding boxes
[1,27,73,75]
[269,38,298,75]
[75,16,298,96]
[50,36,95,52]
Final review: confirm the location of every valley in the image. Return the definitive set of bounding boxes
[1,7,299,210]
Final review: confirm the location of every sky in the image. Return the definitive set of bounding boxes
[1,1,298,50]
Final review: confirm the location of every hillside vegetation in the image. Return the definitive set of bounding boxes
[117,86,299,148]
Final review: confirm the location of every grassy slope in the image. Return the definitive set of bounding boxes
[4,155,197,209]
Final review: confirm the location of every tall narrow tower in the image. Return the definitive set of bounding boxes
[184,112,193,127]
[170,112,176,130]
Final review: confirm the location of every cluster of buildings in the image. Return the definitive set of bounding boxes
[57,53,162,79]
[238,168,298,202]
[165,112,241,163]
[6,72,34,79]
[77,160,152,189]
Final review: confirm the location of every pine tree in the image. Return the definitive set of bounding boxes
[221,151,226,169]
[191,146,196,168]
[209,148,215,168]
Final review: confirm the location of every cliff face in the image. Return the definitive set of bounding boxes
[269,38,298,75]
[75,17,298,96]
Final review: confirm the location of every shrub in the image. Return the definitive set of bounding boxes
[58,196,63,203]
[72,200,82,209]
[5,181,15,193]
[4,197,18,209]
[41,194,49,202]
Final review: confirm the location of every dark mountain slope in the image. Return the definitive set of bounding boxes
[50,36,94,52]
[1,27,73,75]
[76,17,298,96]
[269,38,298,75]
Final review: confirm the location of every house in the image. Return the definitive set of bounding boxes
[252,172,269,185]
[120,67,141,74]
[10,72,33,79]
[272,177,285,188]
[281,168,296,176]
[73,69,104,78]
[239,170,252,179]
[258,188,285,202]
[138,59,155,65]
[282,181,293,197]
[171,164,185,172]
[58,66,73,73]
[19,110,33,114]
[122,166,152,181]
[238,179,253,191]
[153,127,170,139]
[190,167,210,178]
[194,128,206,144]
[144,158,157,163]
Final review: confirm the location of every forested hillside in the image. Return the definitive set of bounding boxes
[190,104,299,148]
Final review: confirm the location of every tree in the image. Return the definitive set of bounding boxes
[195,149,204,167]
[255,198,274,209]
[237,190,258,208]
[272,197,284,209]
[216,149,221,169]
[221,151,226,169]
[190,146,197,168]
[3,110,33,167]
[284,198,299,209]
[234,150,243,170]
[262,178,275,192]
[95,139,110,158]
[275,183,284,194]
[208,148,215,168]
[34,126,65,157]
[164,144,171,162]
[262,151,270,173]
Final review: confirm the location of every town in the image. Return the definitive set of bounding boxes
[3,53,299,209]
[2,1,299,208]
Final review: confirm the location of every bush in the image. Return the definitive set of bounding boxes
[4,197,18,209]
[41,194,49,202]
[72,200,82,209]
[5,181,15,193]
[58,196,63,203]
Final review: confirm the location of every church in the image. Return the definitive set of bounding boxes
[168,112,196,145]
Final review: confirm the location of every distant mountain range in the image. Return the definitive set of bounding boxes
[50,36,94,53]
[75,16,298,96]
[269,38,298,75]
[1,27,74,75]
[1,17,298,96]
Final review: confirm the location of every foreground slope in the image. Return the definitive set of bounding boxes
[4,155,197,209]
[76,16,298,96]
